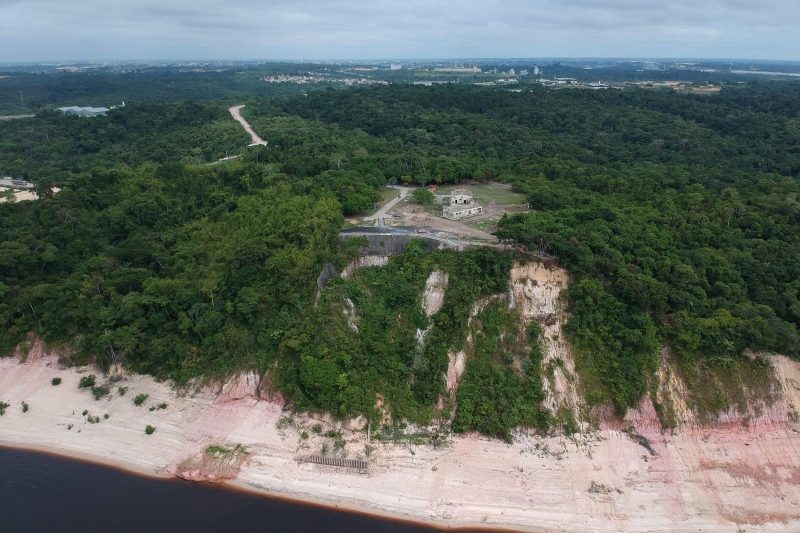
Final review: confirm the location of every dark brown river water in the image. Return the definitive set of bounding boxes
[0,446,446,533]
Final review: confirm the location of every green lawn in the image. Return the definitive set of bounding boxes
[434,184,527,205]
[378,187,399,203]
[364,187,400,216]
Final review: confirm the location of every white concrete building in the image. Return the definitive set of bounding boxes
[449,188,474,205]
[442,188,483,220]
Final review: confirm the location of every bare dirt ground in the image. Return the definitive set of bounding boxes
[229,105,268,146]
[0,188,60,204]
[387,199,498,242]
[383,182,528,242]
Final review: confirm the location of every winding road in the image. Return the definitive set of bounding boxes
[229,105,268,147]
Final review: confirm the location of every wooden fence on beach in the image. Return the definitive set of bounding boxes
[299,455,369,472]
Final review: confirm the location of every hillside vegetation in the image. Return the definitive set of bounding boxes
[1,82,799,434]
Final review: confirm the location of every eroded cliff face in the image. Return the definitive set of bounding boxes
[443,293,506,396]
[421,270,448,318]
[509,262,583,424]
[340,255,389,278]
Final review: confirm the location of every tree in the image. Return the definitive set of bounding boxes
[411,188,434,205]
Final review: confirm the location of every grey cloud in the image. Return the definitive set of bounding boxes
[0,0,798,61]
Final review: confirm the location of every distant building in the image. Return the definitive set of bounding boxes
[57,106,109,117]
[520,69,529,76]
[0,177,34,189]
[442,188,483,220]
[533,66,540,76]
[433,66,481,73]
[390,63,402,70]
[57,101,124,117]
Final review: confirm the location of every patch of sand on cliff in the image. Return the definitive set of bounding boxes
[444,293,506,395]
[771,354,800,423]
[510,262,582,421]
[343,297,359,332]
[422,270,448,317]
[645,350,790,431]
[340,256,389,278]
[417,270,449,349]
[652,347,696,428]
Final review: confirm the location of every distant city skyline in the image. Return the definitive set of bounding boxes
[1,0,798,62]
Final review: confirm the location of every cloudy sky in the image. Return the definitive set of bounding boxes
[1,0,798,61]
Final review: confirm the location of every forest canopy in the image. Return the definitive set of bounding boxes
[1,81,799,429]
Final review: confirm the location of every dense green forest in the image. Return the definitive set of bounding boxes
[1,81,799,435]
[0,102,251,182]
[0,65,323,114]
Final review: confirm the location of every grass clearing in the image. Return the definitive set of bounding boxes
[365,187,400,216]
[434,183,527,206]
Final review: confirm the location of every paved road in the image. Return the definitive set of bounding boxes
[364,186,413,224]
[341,226,475,251]
[229,105,268,147]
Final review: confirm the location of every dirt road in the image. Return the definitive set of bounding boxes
[364,186,412,225]
[229,105,268,146]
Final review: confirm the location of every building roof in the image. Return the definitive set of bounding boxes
[57,106,109,116]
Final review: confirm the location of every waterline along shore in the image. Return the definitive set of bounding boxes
[2,345,800,532]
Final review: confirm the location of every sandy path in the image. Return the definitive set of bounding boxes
[229,105,268,146]
[2,350,800,532]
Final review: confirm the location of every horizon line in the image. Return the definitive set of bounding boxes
[2,56,800,66]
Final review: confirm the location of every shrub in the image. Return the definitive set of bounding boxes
[411,188,435,205]
[300,431,309,440]
[91,386,109,400]
[118,386,128,396]
[145,425,156,435]
[51,377,62,386]
[149,402,168,412]
[526,322,544,340]
[78,375,96,389]
[133,393,148,406]
[0,401,9,415]
[206,445,231,455]
[21,402,29,413]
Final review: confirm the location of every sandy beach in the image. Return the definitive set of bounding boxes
[2,340,800,533]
